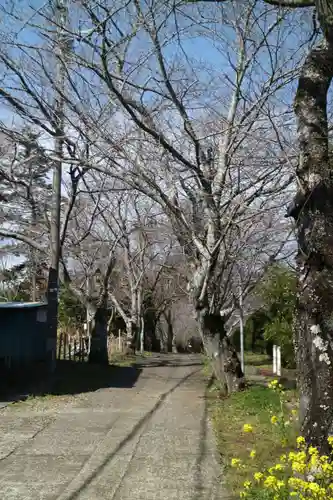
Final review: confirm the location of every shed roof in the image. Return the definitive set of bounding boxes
[0,302,47,309]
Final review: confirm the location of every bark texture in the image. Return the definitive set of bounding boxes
[196,306,244,393]
[88,306,109,364]
[88,255,115,364]
[291,38,333,451]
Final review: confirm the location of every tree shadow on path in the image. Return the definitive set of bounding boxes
[58,367,201,500]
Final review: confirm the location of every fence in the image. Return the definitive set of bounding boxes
[57,330,127,362]
[107,332,127,355]
[57,332,90,362]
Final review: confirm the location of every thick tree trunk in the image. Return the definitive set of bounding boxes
[88,254,116,364]
[290,37,333,452]
[88,306,109,364]
[166,311,174,353]
[196,305,244,393]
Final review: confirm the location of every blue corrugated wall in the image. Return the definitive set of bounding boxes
[0,305,48,367]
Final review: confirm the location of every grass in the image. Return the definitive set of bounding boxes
[109,350,152,366]
[245,352,271,368]
[211,384,298,498]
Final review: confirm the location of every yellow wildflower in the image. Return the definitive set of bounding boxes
[308,482,326,496]
[268,379,279,389]
[254,472,264,483]
[322,462,333,475]
[243,481,251,490]
[231,458,242,468]
[249,449,256,459]
[276,480,285,490]
[292,461,307,474]
[271,415,278,425]
[264,475,278,489]
[310,453,320,468]
[308,446,318,456]
[328,436,333,447]
[296,436,305,448]
[288,477,307,491]
[243,424,253,433]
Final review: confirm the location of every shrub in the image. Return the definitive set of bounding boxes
[58,285,86,330]
[259,264,297,368]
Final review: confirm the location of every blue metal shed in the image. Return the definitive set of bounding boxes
[0,302,49,369]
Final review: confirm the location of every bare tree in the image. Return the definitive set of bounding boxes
[197,0,333,449]
[0,0,302,386]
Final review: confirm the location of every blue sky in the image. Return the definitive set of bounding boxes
[0,0,325,270]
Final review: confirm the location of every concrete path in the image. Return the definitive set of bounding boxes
[0,354,223,500]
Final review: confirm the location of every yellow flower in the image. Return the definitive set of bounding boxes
[243,481,251,490]
[322,462,333,475]
[281,438,288,447]
[280,454,287,463]
[308,446,318,456]
[291,409,298,417]
[288,477,306,490]
[292,461,307,474]
[254,472,264,483]
[271,415,278,425]
[310,453,320,468]
[243,424,253,433]
[268,379,279,389]
[231,458,242,468]
[239,492,248,499]
[268,464,284,475]
[296,436,305,448]
[276,480,285,490]
[328,436,333,447]
[264,475,278,489]
[308,482,326,496]
[249,449,256,459]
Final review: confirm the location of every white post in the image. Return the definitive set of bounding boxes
[273,345,277,374]
[118,329,121,352]
[277,346,281,377]
[238,283,245,375]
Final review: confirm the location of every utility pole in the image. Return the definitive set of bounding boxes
[46,0,68,371]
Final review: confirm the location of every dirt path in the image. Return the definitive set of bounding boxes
[0,354,223,500]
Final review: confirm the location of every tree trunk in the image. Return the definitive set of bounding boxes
[165,310,174,353]
[290,37,333,452]
[89,306,109,364]
[88,252,116,364]
[196,305,244,394]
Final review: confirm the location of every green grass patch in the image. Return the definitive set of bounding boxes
[211,385,298,498]
[245,352,272,367]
